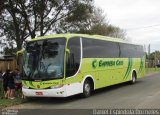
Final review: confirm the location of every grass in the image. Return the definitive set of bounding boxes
[0,81,26,109]
[145,67,160,74]
[0,98,26,109]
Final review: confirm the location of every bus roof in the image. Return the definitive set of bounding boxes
[30,34,140,46]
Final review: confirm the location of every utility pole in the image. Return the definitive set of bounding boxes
[155,51,157,70]
[148,44,151,68]
[148,44,150,55]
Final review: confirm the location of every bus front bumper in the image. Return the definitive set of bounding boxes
[22,86,67,97]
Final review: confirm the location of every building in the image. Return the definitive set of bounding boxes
[0,55,17,72]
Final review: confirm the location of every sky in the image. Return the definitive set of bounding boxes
[94,0,160,52]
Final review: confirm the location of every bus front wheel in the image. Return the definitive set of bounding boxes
[82,79,92,98]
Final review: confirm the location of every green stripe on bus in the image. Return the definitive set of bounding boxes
[29,81,35,88]
[141,58,144,72]
[123,58,132,79]
[23,80,32,88]
[123,58,131,79]
[138,58,143,73]
[126,58,132,79]
[23,80,27,86]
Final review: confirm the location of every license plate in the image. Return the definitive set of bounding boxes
[35,92,43,96]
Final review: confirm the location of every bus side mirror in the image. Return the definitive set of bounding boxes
[16,50,24,72]
[66,48,70,54]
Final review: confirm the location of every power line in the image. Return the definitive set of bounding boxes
[127,27,160,33]
[127,24,160,31]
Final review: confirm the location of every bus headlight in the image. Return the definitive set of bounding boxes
[23,85,29,89]
[50,85,64,89]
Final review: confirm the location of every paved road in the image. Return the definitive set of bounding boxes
[7,73,160,110]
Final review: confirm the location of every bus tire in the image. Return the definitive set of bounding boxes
[130,71,137,84]
[82,79,92,98]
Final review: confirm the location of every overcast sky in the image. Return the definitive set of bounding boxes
[94,0,160,52]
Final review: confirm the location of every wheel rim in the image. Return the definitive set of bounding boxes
[84,82,91,95]
[132,74,136,83]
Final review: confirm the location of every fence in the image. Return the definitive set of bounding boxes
[0,59,18,72]
[0,57,18,97]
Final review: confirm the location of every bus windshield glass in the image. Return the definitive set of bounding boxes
[23,38,66,80]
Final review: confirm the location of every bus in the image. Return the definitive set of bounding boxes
[18,34,145,98]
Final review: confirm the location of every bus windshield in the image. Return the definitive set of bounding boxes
[23,38,66,80]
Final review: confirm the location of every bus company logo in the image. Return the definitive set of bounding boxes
[92,59,123,69]
[92,59,98,69]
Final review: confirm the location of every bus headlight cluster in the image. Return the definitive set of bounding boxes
[23,85,29,89]
[50,85,64,89]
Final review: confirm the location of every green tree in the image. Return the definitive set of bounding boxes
[0,0,5,14]
[0,0,93,52]
[0,0,126,55]
[148,51,160,61]
[72,7,126,39]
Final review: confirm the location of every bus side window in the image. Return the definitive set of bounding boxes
[66,38,81,77]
